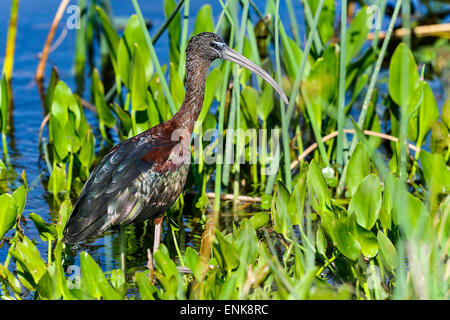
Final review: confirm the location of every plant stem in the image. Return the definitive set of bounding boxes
[178,0,190,80]
[336,0,347,166]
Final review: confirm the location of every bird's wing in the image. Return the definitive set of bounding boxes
[62,137,184,244]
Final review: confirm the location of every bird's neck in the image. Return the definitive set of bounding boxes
[171,59,210,133]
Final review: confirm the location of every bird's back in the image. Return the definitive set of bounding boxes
[62,126,191,244]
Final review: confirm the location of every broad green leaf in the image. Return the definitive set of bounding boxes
[213,231,239,272]
[0,193,18,239]
[95,6,120,63]
[184,247,201,281]
[0,263,21,294]
[258,84,274,121]
[306,160,331,214]
[393,189,433,240]
[389,43,419,107]
[164,0,181,66]
[28,213,57,242]
[346,143,370,196]
[11,236,47,285]
[420,151,450,195]
[303,45,337,123]
[80,251,121,300]
[416,81,439,146]
[307,0,335,44]
[169,62,185,107]
[134,272,157,300]
[249,212,270,230]
[48,163,67,194]
[193,5,214,36]
[316,226,327,257]
[12,184,26,217]
[349,174,382,230]
[235,219,258,266]
[241,86,259,126]
[130,44,150,112]
[335,215,361,260]
[354,223,378,258]
[92,68,116,128]
[56,200,72,241]
[377,230,398,272]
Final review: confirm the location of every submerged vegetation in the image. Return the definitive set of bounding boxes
[0,0,449,300]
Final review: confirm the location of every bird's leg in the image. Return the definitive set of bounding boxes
[153,216,164,254]
[119,225,127,272]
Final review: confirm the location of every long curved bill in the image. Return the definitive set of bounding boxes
[222,46,289,105]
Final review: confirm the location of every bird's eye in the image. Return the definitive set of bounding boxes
[210,42,218,48]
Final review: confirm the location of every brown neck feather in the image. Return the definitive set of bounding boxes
[171,58,211,133]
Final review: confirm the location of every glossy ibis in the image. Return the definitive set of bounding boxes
[62,32,288,253]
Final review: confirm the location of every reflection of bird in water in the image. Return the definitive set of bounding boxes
[62,32,288,254]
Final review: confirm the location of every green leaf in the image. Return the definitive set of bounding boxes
[416,81,439,146]
[80,251,121,300]
[134,272,157,300]
[164,0,181,66]
[92,68,116,128]
[11,236,47,285]
[56,200,72,241]
[307,0,335,44]
[95,6,120,63]
[130,44,150,112]
[377,230,398,272]
[306,160,331,214]
[349,174,382,230]
[48,163,67,194]
[249,212,270,230]
[235,219,258,265]
[316,226,327,257]
[169,62,185,107]
[213,231,239,272]
[303,46,338,124]
[420,151,450,195]
[258,84,274,121]
[335,215,361,260]
[388,43,419,107]
[12,185,26,219]
[353,223,378,258]
[28,213,57,242]
[345,6,371,65]
[184,247,201,281]
[193,4,214,36]
[0,193,18,239]
[346,143,370,196]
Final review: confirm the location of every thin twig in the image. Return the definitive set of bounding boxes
[290,129,420,170]
[35,0,70,81]
[367,23,450,40]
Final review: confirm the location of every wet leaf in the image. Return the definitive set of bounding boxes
[29,213,57,242]
[0,193,18,239]
[80,251,121,300]
[377,230,397,272]
[345,6,371,65]
[11,236,47,285]
[389,43,419,107]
